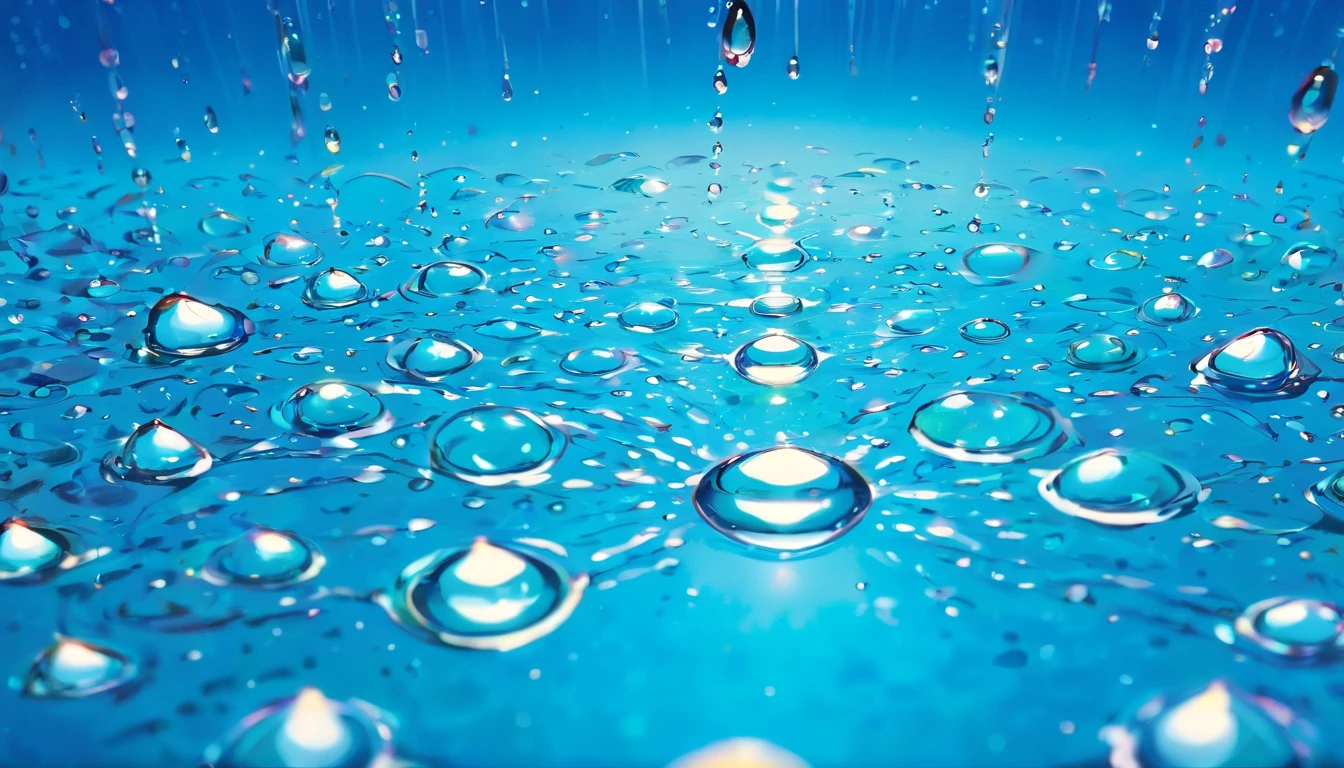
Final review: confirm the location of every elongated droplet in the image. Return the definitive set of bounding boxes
[909,391,1074,463]
[501,73,514,102]
[1290,64,1337,135]
[323,125,340,154]
[1039,448,1201,526]
[720,0,756,67]
[787,55,799,79]
[23,638,137,699]
[204,105,219,133]
[713,66,728,94]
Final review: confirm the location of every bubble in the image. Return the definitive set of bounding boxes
[205,688,394,768]
[909,391,1074,463]
[958,318,1011,344]
[618,302,679,333]
[1233,597,1344,661]
[740,238,810,272]
[1197,248,1233,268]
[960,243,1035,285]
[560,348,630,377]
[430,406,564,486]
[1103,681,1312,768]
[883,308,940,337]
[199,211,251,237]
[143,293,253,358]
[1088,249,1146,271]
[1065,333,1144,371]
[272,382,392,438]
[104,420,213,484]
[1281,242,1336,276]
[0,519,91,583]
[1191,327,1319,400]
[386,336,480,381]
[1138,293,1199,326]
[22,637,137,699]
[402,261,488,298]
[720,0,756,67]
[302,268,369,309]
[1038,448,1201,526]
[261,233,324,268]
[200,529,326,588]
[375,538,586,650]
[693,446,872,555]
[731,334,820,386]
[750,290,804,317]
[1290,64,1337,135]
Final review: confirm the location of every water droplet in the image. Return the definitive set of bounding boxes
[787,55,800,79]
[143,293,253,358]
[401,261,488,299]
[104,420,213,484]
[720,0,757,67]
[201,529,326,588]
[693,446,871,555]
[618,302,679,333]
[560,348,630,377]
[1197,248,1233,268]
[131,167,152,187]
[713,66,728,94]
[323,125,341,154]
[205,687,394,768]
[846,225,884,242]
[272,382,392,438]
[0,519,77,582]
[750,290,803,317]
[883,308,941,337]
[1192,328,1319,400]
[375,539,586,650]
[958,318,1011,344]
[22,637,136,699]
[475,319,545,340]
[501,73,514,102]
[386,336,480,381]
[204,105,219,133]
[1139,293,1199,325]
[199,211,251,237]
[1290,64,1337,135]
[909,391,1074,463]
[262,233,324,268]
[1065,333,1144,371]
[671,739,809,768]
[300,268,368,310]
[386,73,402,101]
[1234,597,1344,661]
[732,334,820,386]
[1038,448,1201,526]
[960,243,1035,285]
[740,238,810,272]
[1088,249,1146,271]
[1281,242,1336,276]
[430,406,564,485]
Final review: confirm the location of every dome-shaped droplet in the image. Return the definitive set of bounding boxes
[430,406,564,485]
[1088,249,1146,271]
[1104,681,1311,768]
[1038,448,1201,526]
[693,446,872,554]
[201,529,325,588]
[750,290,803,317]
[1198,248,1235,269]
[261,233,324,268]
[671,739,809,768]
[1234,596,1344,661]
[1290,64,1337,135]
[302,268,368,309]
[883,308,940,337]
[199,211,251,237]
[560,348,629,377]
[1305,467,1344,521]
[1281,242,1336,276]
[731,334,820,386]
[720,0,756,68]
[272,382,391,438]
[105,420,213,484]
[205,688,394,768]
[618,302,679,333]
[22,637,137,698]
[960,243,1034,285]
[958,318,1011,344]
[909,391,1073,464]
[402,261,488,298]
[1065,333,1144,371]
[0,519,79,582]
[375,539,586,651]
[1139,293,1199,326]
[740,238,810,272]
[386,336,480,381]
[143,293,253,358]
[1192,327,1319,400]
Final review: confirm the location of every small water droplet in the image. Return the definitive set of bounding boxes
[958,318,1011,344]
[618,302,679,333]
[262,233,324,268]
[323,125,341,154]
[204,105,219,133]
[1088,249,1146,271]
[740,238,809,272]
[430,406,564,485]
[22,637,136,699]
[1138,293,1199,325]
[883,308,941,337]
[302,268,369,310]
[560,348,630,377]
[1065,334,1144,371]
[910,391,1074,463]
[199,211,251,238]
[104,420,213,484]
[200,529,325,588]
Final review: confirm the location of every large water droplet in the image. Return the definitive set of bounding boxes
[143,293,253,358]
[740,238,810,272]
[401,261,488,299]
[375,538,586,650]
[693,446,872,555]
[22,637,137,698]
[262,233,324,268]
[205,687,394,768]
[430,406,564,485]
[750,289,803,317]
[0,519,82,582]
[201,529,326,588]
[105,420,213,484]
[909,391,1074,463]
[720,0,756,67]
[1290,64,1337,135]
[958,318,1011,344]
[1281,242,1336,276]
[1065,333,1144,371]
[618,302,679,333]
[1038,448,1201,526]
[1192,328,1319,400]
[1233,596,1344,662]
[1138,293,1199,326]
[960,243,1035,285]
[302,268,369,309]
[560,348,630,377]
[731,333,820,386]
[386,336,480,381]
[272,382,391,438]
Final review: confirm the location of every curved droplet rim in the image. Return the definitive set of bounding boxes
[558,348,634,378]
[198,529,327,589]
[730,333,821,386]
[1038,448,1202,526]
[908,391,1076,464]
[957,318,1012,344]
[1064,334,1145,372]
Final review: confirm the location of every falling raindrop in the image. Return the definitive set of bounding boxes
[323,126,341,154]
[720,0,756,68]
[713,66,728,94]
[1289,64,1338,135]
[204,105,219,133]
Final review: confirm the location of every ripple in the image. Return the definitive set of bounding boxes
[909,391,1074,463]
[430,406,565,485]
[1038,448,1201,526]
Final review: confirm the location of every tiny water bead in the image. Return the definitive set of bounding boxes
[958,318,1011,344]
[401,260,488,298]
[908,391,1074,463]
[1088,248,1146,271]
[1039,448,1202,526]
[731,334,821,386]
[375,539,587,651]
[105,420,213,484]
[143,293,254,358]
[1192,327,1319,400]
[261,233,324,268]
[1233,597,1344,661]
[429,406,565,485]
[1138,292,1199,326]
[204,688,394,768]
[749,290,804,317]
[200,529,326,588]
[1103,681,1312,768]
[618,301,679,333]
[272,382,391,438]
[1065,333,1144,371]
[301,267,368,309]
[720,0,756,67]
[385,336,480,381]
[883,308,941,337]
[959,243,1034,285]
[22,637,137,699]
[740,238,810,272]
[692,446,872,555]
[559,348,630,377]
